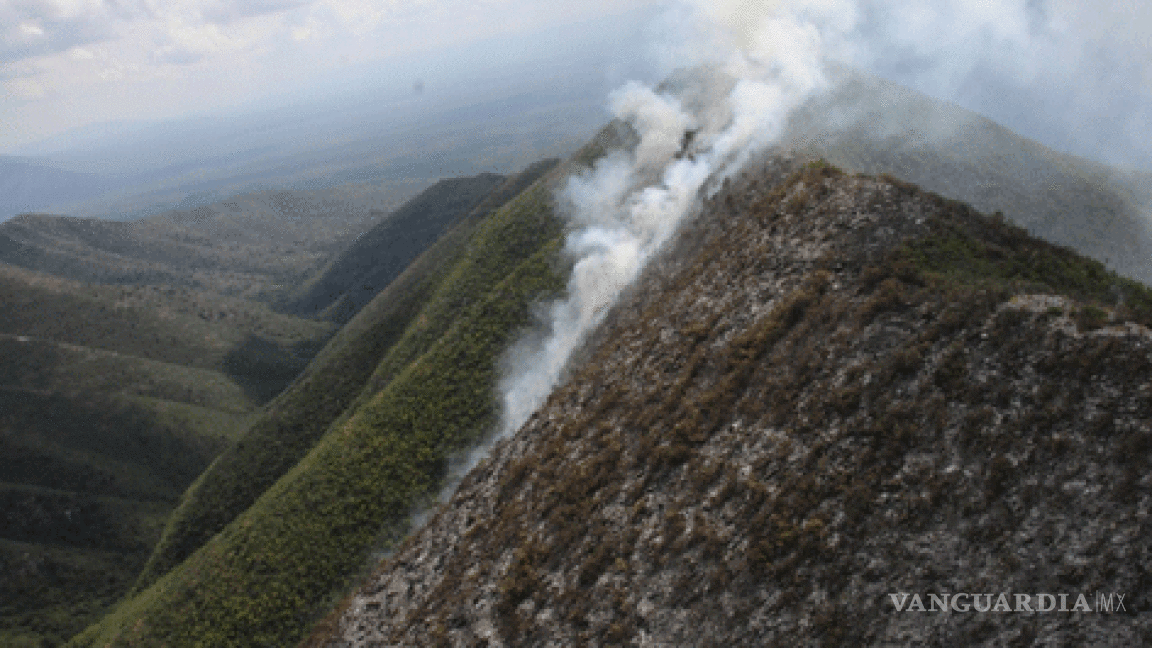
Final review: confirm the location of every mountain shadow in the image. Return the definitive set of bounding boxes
[221,333,314,402]
[285,171,526,323]
[0,386,234,646]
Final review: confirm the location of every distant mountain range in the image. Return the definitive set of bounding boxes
[0,157,116,220]
[0,179,431,301]
[0,16,651,225]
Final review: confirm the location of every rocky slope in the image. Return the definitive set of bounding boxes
[318,158,1151,646]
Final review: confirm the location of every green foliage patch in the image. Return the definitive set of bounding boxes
[0,264,333,400]
[0,538,152,648]
[71,173,568,647]
[0,386,242,646]
[130,168,557,593]
[288,173,506,320]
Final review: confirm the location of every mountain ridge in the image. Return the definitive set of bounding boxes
[20,68,1150,647]
[779,68,1152,285]
[64,142,622,646]
[316,157,1152,646]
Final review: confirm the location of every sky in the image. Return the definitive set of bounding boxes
[653,0,1152,172]
[2,0,1151,172]
[0,0,662,153]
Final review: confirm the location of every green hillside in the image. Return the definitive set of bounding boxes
[0,263,333,397]
[0,261,331,645]
[129,161,562,593]
[0,178,428,302]
[287,173,507,321]
[310,160,558,325]
[0,335,254,414]
[0,385,249,646]
[67,136,620,646]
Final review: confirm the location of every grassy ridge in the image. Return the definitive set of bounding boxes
[0,266,228,370]
[0,389,242,503]
[0,263,334,390]
[69,173,569,646]
[0,174,426,301]
[319,160,558,324]
[0,335,255,414]
[0,245,327,646]
[288,173,506,320]
[129,165,555,592]
[0,539,152,648]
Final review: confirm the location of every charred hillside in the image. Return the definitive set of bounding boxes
[319,158,1152,647]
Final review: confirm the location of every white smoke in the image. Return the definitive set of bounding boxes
[440,0,1152,495]
[461,0,858,473]
[421,0,1152,521]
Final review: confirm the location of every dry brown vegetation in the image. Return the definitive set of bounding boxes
[323,157,1151,647]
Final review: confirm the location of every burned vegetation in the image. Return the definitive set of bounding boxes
[317,157,1151,647]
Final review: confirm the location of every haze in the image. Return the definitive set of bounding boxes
[2,0,1150,221]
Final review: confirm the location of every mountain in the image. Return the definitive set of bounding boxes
[66,132,629,646]
[0,262,334,397]
[0,179,430,302]
[126,160,564,597]
[312,157,1151,647]
[62,70,1152,648]
[0,261,336,645]
[779,68,1152,286]
[1,164,572,645]
[287,161,561,324]
[0,157,114,221]
[287,172,511,321]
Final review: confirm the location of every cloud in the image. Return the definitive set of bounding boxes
[20,22,46,36]
[6,76,49,100]
[0,1,117,62]
[649,0,1152,171]
[0,0,314,66]
[199,0,316,25]
[840,0,1152,169]
[149,45,205,66]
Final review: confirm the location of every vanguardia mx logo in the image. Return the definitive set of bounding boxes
[888,592,1127,613]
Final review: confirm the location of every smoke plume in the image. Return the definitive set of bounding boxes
[481,0,853,464]
[444,0,1152,490]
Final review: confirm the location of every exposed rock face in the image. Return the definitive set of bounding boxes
[319,158,1151,647]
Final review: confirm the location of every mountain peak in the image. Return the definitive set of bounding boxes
[316,157,1152,646]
